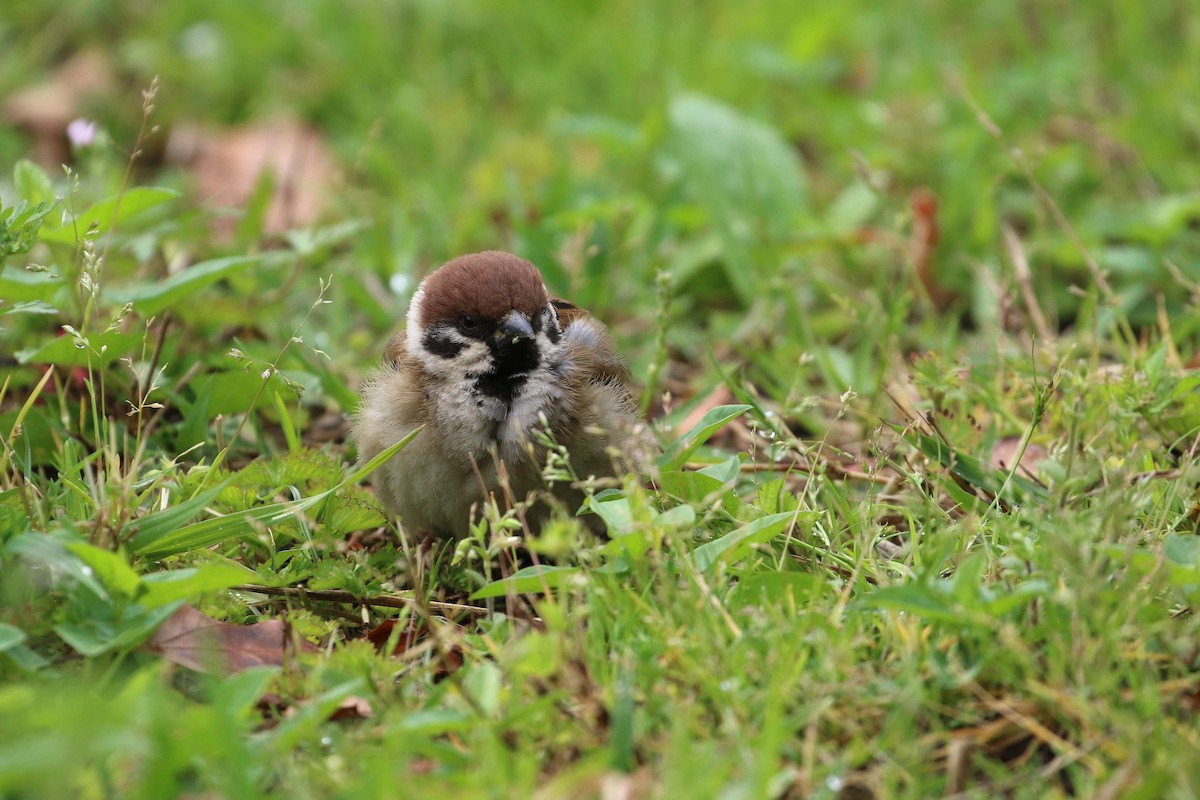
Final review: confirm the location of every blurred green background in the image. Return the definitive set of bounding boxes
[4,0,1197,387]
[4,4,1200,797]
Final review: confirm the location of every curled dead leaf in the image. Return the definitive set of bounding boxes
[146,604,317,675]
[328,695,374,722]
[363,618,463,678]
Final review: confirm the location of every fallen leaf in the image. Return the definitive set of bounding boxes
[989,437,1048,477]
[4,49,115,167]
[167,116,337,239]
[363,618,463,678]
[146,604,316,674]
[910,187,954,309]
[328,695,374,721]
[253,691,373,729]
[364,618,423,657]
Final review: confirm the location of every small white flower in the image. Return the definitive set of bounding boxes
[389,273,412,295]
[261,368,272,379]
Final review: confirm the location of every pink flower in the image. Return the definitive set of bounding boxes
[67,118,98,149]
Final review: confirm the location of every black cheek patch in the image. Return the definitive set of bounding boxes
[423,328,465,359]
[537,307,562,343]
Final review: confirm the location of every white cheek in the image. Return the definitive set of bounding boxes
[405,283,426,348]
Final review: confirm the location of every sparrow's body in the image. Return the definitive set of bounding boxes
[353,251,636,537]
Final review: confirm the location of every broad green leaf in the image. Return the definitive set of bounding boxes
[5,532,107,598]
[0,266,64,303]
[1164,534,1200,569]
[325,491,387,534]
[1,300,58,317]
[65,542,141,600]
[0,623,27,653]
[138,563,258,608]
[54,602,182,657]
[40,187,179,244]
[696,454,741,485]
[756,478,799,516]
[13,160,54,207]
[658,404,751,470]
[654,504,696,528]
[859,584,965,625]
[666,94,807,304]
[689,511,800,571]
[283,219,369,255]
[586,491,633,536]
[395,709,475,734]
[825,180,879,234]
[732,571,824,607]
[212,667,279,720]
[14,330,143,368]
[2,642,48,671]
[462,662,503,717]
[670,471,734,504]
[470,565,580,599]
[950,551,989,604]
[186,370,291,416]
[105,255,260,316]
[176,376,214,450]
[979,580,1049,617]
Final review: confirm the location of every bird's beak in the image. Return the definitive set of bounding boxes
[496,310,534,343]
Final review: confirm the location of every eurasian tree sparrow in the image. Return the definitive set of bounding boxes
[353,251,638,538]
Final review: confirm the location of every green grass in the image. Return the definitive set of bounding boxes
[3,1,1200,797]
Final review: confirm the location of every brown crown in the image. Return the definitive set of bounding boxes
[417,251,549,325]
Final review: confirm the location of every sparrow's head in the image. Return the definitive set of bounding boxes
[406,251,564,400]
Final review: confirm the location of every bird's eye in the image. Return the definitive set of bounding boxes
[459,314,478,330]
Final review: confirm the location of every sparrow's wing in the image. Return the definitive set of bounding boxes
[553,298,633,390]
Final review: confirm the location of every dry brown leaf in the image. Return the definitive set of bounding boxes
[988,437,1048,477]
[328,695,374,722]
[146,604,317,674]
[363,618,463,678]
[364,618,423,657]
[910,187,955,310]
[4,49,115,167]
[167,116,337,239]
